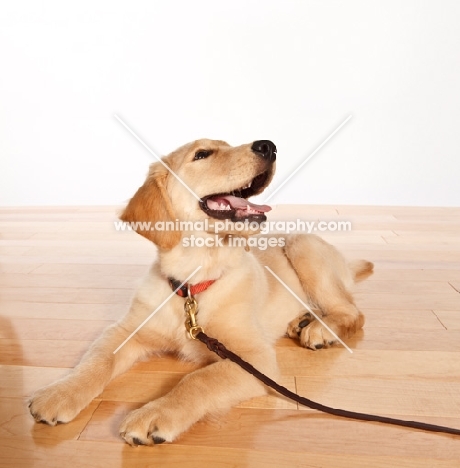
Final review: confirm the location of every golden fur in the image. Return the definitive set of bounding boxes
[29,139,373,445]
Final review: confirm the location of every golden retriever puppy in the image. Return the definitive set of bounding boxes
[29,139,373,445]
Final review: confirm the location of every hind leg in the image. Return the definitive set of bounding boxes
[297,301,365,350]
[284,234,366,350]
[286,309,317,339]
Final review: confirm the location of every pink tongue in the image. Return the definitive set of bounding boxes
[214,195,271,213]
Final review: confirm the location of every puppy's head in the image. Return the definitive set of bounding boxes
[121,139,276,250]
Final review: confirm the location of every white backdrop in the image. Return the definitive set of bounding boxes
[1,0,460,207]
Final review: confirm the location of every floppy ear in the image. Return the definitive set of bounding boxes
[120,164,181,250]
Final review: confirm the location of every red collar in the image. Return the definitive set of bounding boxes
[168,277,216,297]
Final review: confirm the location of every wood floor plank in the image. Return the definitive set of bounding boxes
[0,301,126,320]
[0,366,71,398]
[369,260,460,270]
[357,291,460,310]
[0,272,142,289]
[352,221,460,232]
[7,438,457,468]
[13,243,155,258]
[0,221,61,233]
[361,308,443,329]
[29,230,146,241]
[434,310,460,330]
[335,205,460,216]
[319,232,392,244]
[29,263,150,276]
[0,263,43,274]
[0,245,31,256]
[340,245,460,256]
[0,287,134,304]
[277,349,460,378]
[0,254,153,265]
[0,317,113,341]
[348,328,460,351]
[0,339,90,368]
[295,376,460,417]
[356,279,456,294]
[0,232,36,240]
[368,269,460,282]
[384,232,460,244]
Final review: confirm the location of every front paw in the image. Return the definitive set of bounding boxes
[120,399,180,446]
[28,381,85,426]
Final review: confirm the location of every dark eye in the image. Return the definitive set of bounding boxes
[193,150,213,160]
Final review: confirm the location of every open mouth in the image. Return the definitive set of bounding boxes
[199,171,272,222]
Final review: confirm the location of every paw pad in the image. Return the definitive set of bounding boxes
[152,436,165,444]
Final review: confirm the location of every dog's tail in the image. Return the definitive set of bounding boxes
[349,260,374,282]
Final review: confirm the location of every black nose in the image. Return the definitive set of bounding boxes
[251,140,277,162]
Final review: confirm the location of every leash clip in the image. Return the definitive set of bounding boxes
[184,287,203,340]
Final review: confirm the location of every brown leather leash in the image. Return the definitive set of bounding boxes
[196,331,460,437]
[180,287,460,437]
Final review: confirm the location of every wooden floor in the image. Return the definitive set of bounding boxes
[1,205,460,467]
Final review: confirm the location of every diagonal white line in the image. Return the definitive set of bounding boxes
[114,114,202,202]
[113,265,202,354]
[264,266,353,353]
[263,114,352,203]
